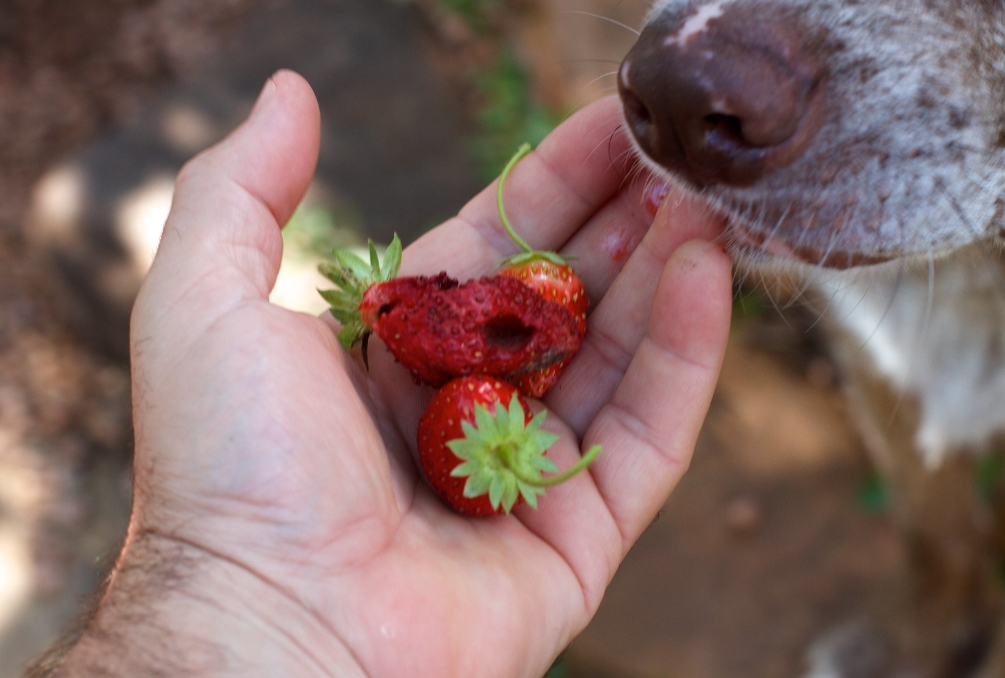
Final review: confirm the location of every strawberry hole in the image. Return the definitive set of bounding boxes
[483,315,534,350]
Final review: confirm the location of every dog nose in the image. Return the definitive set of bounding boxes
[619,5,823,187]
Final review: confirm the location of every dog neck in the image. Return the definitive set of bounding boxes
[798,246,1005,467]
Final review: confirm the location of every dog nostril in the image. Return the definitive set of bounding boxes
[620,86,660,150]
[704,114,746,148]
[622,89,652,126]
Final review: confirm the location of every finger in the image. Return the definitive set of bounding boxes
[586,239,731,545]
[512,239,730,615]
[556,178,721,317]
[546,188,727,435]
[137,70,320,333]
[399,96,638,278]
[512,422,624,614]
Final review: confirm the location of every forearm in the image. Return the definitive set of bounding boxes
[25,531,366,678]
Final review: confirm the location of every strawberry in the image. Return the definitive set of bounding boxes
[359,273,582,386]
[417,375,601,516]
[318,235,403,358]
[494,144,590,397]
[498,257,588,336]
[319,240,583,387]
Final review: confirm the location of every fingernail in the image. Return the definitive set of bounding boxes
[250,76,278,119]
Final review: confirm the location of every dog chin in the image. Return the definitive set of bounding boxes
[722,211,904,272]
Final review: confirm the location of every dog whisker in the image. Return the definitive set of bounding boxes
[936,175,1005,305]
[559,10,641,36]
[857,263,906,352]
[881,252,936,429]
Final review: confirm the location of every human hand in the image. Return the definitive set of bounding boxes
[54,70,731,678]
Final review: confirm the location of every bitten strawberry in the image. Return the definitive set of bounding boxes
[494,144,590,397]
[417,375,601,516]
[319,241,583,387]
[359,273,582,386]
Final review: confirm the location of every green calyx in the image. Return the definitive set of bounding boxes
[447,394,602,513]
[496,143,574,269]
[318,233,402,352]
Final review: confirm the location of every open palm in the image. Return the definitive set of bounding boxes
[123,71,730,678]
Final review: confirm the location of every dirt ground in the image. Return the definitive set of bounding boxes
[565,314,904,678]
[0,1,907,676]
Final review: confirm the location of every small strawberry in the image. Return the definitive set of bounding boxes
[494,144,590,396]
[319,241,583,387]
[417,375,601,516]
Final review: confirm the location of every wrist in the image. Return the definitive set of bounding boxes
[57,530,365,677]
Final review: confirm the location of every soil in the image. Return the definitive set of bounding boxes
[0,1,906,677]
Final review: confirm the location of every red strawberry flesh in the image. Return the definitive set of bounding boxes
[497,258,589,397]
[498,259,588,337]
[361,273,582,387]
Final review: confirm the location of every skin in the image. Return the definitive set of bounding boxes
[43,70,732,678]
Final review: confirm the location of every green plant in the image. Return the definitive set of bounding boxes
[442,0,503,31]
[471,48,565,179]
[857,472,888,514]
[283,205,363,259]
[732,287,769,321]
[976,455,1005,503]
[390,0,503,31]
[385,0,564,178]
[544,660,569,678]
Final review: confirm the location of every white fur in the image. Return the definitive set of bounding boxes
[811,254,1005,467]
[664,2,725,48]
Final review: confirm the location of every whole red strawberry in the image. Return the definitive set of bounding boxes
[417,375,601,517]
[495,144,590,397]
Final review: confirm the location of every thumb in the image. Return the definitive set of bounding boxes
[137,70,320,332]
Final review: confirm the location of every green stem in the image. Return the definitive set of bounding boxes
[497,143,534,254]
[516,445,603,488]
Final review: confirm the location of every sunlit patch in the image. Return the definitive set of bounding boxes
[114,174,175,275]
[269,254,333,315]
[0,432,42,640]
[271,184,366,315]
[159,103,219,154]
[0,529,32,639]
[26,163,86,246]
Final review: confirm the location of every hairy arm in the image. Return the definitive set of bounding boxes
[27,531,364,678]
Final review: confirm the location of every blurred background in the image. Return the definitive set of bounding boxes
[0,1,904,676]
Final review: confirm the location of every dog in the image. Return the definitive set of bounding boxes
[617,1,1005,676]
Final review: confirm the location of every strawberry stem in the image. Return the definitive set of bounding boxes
[513,445,602,488]
[497,143,535,255]
[318,234,403,353]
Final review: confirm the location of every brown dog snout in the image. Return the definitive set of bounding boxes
[619,3,825,187]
